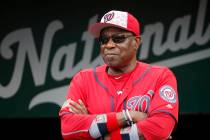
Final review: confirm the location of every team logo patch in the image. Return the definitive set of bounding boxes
[160,85,176,103]
[104,12,114,22]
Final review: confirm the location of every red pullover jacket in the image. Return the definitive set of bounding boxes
[59,62,179,140]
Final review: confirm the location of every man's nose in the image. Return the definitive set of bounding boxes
[104,38,116,49]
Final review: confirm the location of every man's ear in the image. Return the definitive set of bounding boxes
[134,36,141,51]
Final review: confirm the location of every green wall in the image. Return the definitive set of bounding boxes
[0,0,210,118]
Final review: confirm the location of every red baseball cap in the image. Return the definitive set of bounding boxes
[89,10,140,38]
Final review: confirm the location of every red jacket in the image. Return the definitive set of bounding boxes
[59,62,179,140]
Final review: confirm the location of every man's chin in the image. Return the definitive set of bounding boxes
[106,63,122,68]
[104,59,123,68]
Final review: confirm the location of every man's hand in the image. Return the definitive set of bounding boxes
[129,110,148,123]
[116,110,147,127]
[68,99,88,114]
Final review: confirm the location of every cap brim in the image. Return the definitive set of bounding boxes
[89,22,129,38]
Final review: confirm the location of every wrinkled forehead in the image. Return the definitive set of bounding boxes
[100,27,133,36]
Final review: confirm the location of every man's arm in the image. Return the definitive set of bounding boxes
[68,99,148,140]
[59,71,99,140]
[59,99,96,140]
[68,96,174,140]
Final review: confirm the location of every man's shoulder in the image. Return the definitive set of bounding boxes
[151,64,169,71]
[78,64,106,74]
[139,61,172,74]
[72,64,106,81]
[150,63,175,77]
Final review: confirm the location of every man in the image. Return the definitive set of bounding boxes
[59,10,178,140]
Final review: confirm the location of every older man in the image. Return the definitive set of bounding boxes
[59,10,178,140]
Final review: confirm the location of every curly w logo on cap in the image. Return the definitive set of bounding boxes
[103,12,114,22]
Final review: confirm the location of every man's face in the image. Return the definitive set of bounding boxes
[99,27,140,68]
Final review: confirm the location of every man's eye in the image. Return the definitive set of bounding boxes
[99,36,109,44]
[113,36,126,43]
